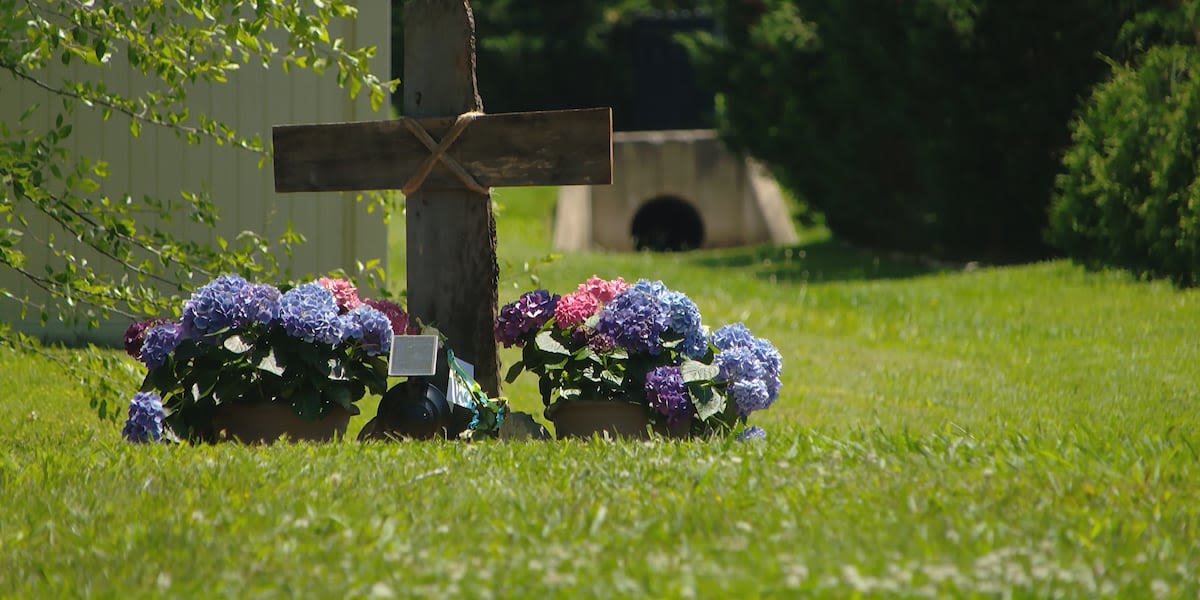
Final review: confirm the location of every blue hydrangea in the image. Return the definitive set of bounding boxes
[711,323,783,415]
[341,305,393,356]
[736,425,767,442]
[182,274,248,337]
[599,280,707,359]
[714,346,766,382]
[232,283,281,327]
[122,391,164,443]
[139,322,184,370]
[661,290,707,359]
[644,365,694,425]
[728,379,771,415]
[630,279,668,297]
[711,322,756,351]
[595,285,670,355]
[278,282,344,345]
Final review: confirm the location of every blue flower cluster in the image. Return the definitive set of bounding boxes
[736,425,767,442]
[182,274,248,337]
[596,279,707,358]
[712,323,782,416]
[495,289,559,347]
[232,283,281,328]
[140,322,184,370]
[595,283,670,355]
[661,289,707,359]
[122,391,164,443]
[278,283,344,345]
[644,365,694,425]
[341,305,394,356]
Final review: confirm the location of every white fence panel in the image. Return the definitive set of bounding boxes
[0,4,392,344]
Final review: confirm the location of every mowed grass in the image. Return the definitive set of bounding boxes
[1,188,1198,597]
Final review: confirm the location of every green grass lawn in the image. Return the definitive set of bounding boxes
[2,188,1198,597]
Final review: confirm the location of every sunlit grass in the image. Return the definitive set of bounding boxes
[1,187,1198,597]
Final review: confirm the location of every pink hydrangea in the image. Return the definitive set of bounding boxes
[581,276,628,304]
[554,292,599,328]
[318,277,363,312]
[553,276,629,328]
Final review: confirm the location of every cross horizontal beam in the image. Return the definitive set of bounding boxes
[272,107,612,193]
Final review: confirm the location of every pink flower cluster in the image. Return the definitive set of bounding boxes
[554,276,629,328]
[318,277,363,312]
[364,298,414,335]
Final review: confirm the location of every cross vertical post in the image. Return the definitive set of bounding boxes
[401,0,498,397]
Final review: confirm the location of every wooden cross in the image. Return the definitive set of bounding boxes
[271,0,612,433]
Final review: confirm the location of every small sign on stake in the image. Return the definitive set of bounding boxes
[446,354,477,411]
[387,334,439,377]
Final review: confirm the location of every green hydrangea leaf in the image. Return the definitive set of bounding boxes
[535,330,570,355]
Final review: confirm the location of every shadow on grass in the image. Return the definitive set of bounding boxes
[692,237,956,283]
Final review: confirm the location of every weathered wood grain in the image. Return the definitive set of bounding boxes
[272,107,613,193]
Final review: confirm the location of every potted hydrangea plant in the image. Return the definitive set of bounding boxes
[496,276,781,439]
[121,275,409,443]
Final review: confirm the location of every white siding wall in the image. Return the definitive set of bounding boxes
[0,4,391,343]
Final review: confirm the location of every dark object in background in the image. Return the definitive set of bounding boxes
[631,194,706,251]
[392,3,716,132]
[690,0,1147,262]
[628,12,715,131]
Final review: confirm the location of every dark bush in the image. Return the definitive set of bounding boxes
[688,0,1144,261]
[391,1,709,130]
[1050,43,1200,285]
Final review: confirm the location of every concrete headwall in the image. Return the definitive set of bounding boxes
[553,130,796,252]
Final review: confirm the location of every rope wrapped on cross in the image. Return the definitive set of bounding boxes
[400,111,489,196]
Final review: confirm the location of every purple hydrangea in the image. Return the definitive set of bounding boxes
[139,322,184,370]
[278,282,344,346]
[736,425,767,442]
[495,289,559,348]
[181,274,248,337]
[644,365,694,425]
[123,318,167,359]
[341,305,394,356]
[712,323,783,416]
[587,331,617,354]
[122,391,164,443]
[232,283,281,327]
[595,285,670,355]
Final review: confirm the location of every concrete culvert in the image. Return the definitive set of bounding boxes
[631,195,705,252]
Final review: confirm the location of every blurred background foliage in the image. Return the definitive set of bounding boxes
[391,0,1200,281]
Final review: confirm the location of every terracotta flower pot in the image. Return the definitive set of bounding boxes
[211,402,352,444]
[548,400,687,440]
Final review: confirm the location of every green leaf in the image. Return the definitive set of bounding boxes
[535,331,570,355]
[257,350,284,376]
[504,360,526,384]
[223,335,252,354]
[692,385,726,422]
[600,370,623,388]
[680,360,719,383]
[323,384,357,413]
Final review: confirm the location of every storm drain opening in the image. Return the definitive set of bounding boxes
[631,195,705,252]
